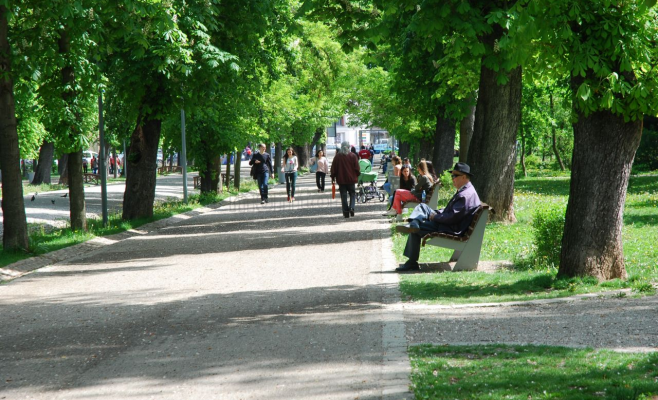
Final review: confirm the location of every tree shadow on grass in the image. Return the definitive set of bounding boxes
[623,213,658,227]
[399,273,556,301]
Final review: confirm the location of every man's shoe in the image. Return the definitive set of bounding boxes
[350,208,355,217]
[343,212,350,218]
[396,224,419,234]
[395,263,420,272]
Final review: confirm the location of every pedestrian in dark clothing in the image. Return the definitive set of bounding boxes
[395,162,481,272]
[249,143,274,204]
[331,141,361,218]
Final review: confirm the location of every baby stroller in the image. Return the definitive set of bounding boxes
[356,159,386,203]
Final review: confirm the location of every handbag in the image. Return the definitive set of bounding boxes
[309,161,318,173]
[331,182,336,199]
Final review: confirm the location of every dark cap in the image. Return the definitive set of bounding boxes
[450,162,473,177]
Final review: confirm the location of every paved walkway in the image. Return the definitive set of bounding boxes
[0,170,412,399]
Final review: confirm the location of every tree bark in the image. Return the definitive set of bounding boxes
[58,154,69,185]
[233,149,241,190]
[468,32,522,222]
[418,135,433,162]
[200,156,220,194]
[398,141,411,160]
[549,92,566,170]
[59,27,86,230]
[0,5,29,250]
[558,110,641,280]
[459,100,476,163]
[274,142,282,181]
[32,140,55,184]
[432,110,456,175]
[225,153,231,191]
[67,149,86,230]
[293,144,309,167]
[122,117,161,220]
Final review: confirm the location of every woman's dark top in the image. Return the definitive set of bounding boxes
[410,174,433,198]
[249,152,273,177]
[400,175,417,191]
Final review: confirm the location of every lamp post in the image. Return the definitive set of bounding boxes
[98,89,108,226]
[180,107,188,203]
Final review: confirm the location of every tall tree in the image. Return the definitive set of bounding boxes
[0,4,29,250]
[528,0,658,279]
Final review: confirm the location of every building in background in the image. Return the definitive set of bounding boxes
[326,114,391,149]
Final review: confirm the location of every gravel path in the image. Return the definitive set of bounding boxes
[404,288,658,353]
[0,166,413,399]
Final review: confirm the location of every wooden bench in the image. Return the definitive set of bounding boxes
[421,204,492,271]
[83,173,100,184]
[193,174,234,189]
[158,166,183,174]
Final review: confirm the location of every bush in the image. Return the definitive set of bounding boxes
[531,203,566,268]
[633,129,658,173]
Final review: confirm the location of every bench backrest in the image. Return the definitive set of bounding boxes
[421,203,491,245]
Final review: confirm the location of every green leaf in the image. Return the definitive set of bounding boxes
[577,82,591,101]
[645,0,657,8]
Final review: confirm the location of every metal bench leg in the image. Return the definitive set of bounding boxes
[449,250,461,262]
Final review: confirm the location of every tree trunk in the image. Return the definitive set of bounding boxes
[459,100,476,163]
[200,156,220,194]
[58,154,69,185]
[418,135,433,162]
[123,117,161,220]
[0,5,29,250]
[113,148,118,178]
[293,144,309,167]
[432,110,456,175]
[310,127,323,156]
[59,27,86,230]
[225,153,231,191]
[549,92,566,171]
[274,142,282,181]
[399,141,411,160]
[468,33,522,222]
[32,140,55,184]
[67,149,87,230]
[558,110,641,280]
[520,125,527,177]
[233,150,241,190]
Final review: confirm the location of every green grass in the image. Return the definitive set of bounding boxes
[22,182,68,194]
[410,344,658,400]
[1,180,260,269]
[394,171,658,304]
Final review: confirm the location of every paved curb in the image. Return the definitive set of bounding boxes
[0,189,261,283]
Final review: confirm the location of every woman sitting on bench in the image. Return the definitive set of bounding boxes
[384,160,433,217]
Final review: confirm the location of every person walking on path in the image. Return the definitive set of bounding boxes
[358,145,371,160]
[331,141,361,218]
[395,162,481,272]
[385,160,434,216]
[91,156,98,174]
[282,147,298,202]
[249,143,274,204]
[311,149,329,193]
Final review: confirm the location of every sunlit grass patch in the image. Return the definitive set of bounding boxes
[409,344,658,400]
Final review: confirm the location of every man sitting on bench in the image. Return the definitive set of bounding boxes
[395,162,481,272]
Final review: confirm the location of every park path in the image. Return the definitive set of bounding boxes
[0,168,412,399]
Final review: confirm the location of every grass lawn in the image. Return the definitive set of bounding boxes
[393,173,658,304]
[409,344,658,400]
[1,180,261,270]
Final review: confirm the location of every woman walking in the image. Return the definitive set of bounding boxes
[385,160,433,216]
[311,149,329,192]
[282,147,299,202]
[331,141,361,218]
[249,143,274,204]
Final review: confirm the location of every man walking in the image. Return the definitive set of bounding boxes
[395,162,481,272]
[331,141,361,218]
